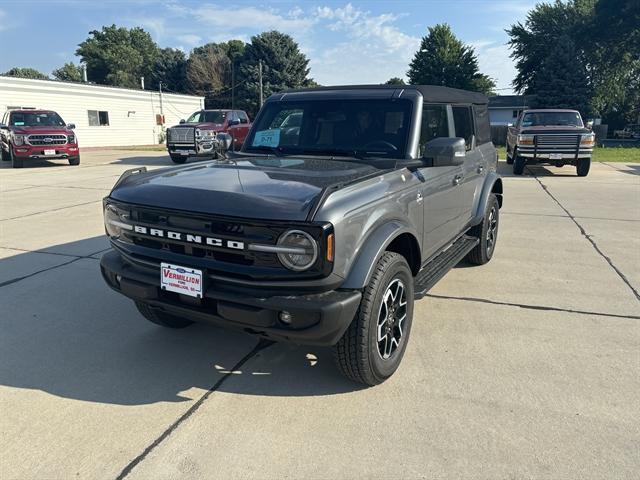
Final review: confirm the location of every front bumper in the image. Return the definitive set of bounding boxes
[13,144,79,159]
[167,139,220,157]
[100,250,361,346]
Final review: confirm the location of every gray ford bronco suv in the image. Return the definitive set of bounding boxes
[100,85,503,386]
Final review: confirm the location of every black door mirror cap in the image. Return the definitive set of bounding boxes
[179,119,186,124]
[228,118,241,126]
[67,123,76,130]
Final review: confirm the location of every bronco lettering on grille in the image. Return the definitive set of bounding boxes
[133,225,245,250]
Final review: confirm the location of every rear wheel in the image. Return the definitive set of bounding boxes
[135,301,194,328]
[513,155,526,175]
[170,154,187,164]
[333,252,414,386]
[576,158,591,177]
[68,156,80,166]
[466,194,500,265]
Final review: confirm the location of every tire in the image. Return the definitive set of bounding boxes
[11,149,23,169]
[466,194,500,265]
[170,154,187,164]
[506,147,514,165]
[576,158,590,177]
[513,155,526,175]
[68,156,80,166]
[333,252,414,386]
[1,146,10,161]
[134,301,194,328]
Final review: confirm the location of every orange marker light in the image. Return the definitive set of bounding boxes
[327,233,334,262]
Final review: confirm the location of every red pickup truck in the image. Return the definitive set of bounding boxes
[166,109,251,164]
[1,109,80,168]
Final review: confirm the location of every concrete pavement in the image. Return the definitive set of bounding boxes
[1,152,638,479]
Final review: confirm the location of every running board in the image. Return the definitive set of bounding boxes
[414,235,479,299]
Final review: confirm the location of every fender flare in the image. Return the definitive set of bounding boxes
[341,221,420,290]
[471,172,503,226]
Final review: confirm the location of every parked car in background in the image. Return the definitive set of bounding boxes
[0,109,79,168]
[165,109,251,164]
[506,109,595,176]
[613,124,640,139]
[100,85,503,385]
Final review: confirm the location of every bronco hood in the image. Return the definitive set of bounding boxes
[110,157,381,221]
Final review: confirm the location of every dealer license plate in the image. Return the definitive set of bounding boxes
[160,263,203,298]
[44,149,56,156]
[549,153,563,160]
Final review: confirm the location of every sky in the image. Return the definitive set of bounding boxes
[0,0,536,94]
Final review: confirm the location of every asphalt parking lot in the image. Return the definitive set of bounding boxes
[1,151,639,479]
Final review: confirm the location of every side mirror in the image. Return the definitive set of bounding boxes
[216,132,233,152]
[179,119,186,124]
[228,118,241,126]
[67,123,76,130]
[423,137,466,166]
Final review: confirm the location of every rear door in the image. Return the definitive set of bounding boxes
[417,103,464,261]
[452,105,483,229]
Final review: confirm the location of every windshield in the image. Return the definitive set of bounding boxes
[10,111,65,127]
[521,111,583,127]
[186,110,226,124]
[244,99,413,160]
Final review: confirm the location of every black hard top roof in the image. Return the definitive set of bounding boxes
[276,84,488,105]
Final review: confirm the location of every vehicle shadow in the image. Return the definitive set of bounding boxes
[0,238,363,406]
[0,158,69,169]
[497,160,578,177]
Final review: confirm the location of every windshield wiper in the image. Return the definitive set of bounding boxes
[247,145,289,157]
[297,148,385,161]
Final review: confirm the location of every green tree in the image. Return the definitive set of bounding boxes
[76,25,159,88]
[385,77,406,85]
[237,31,312,115]
[187,43,232,107]
[532,36,591,116]
[507,0,594,94]
[149,48,187,93]
[407,24,496,94]
[2,67,48,80]
[52,63,83,82]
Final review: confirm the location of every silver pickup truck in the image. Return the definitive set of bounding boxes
[100,85,503,386]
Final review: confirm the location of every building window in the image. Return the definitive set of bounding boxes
[88,110,109,126]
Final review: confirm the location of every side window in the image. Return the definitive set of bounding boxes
[238,111,249,124]
[473,104,491,145]
[419,104,449,156]
[228,111,238,124]
[452,106,474,150]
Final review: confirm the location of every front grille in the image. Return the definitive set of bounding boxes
[168,127,195,143]
[535,135,580,146]
[27,134,67,146]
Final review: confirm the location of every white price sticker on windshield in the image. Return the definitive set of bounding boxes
[252,129,280,147]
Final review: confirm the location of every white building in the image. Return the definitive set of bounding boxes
[488,95,534,126]
[0,76,204,147]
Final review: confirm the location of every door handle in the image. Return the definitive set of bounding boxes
[477,165,484,174]
[416,192,423,204]
[453,174,463,186]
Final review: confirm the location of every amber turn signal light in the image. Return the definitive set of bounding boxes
[327,233,334,262]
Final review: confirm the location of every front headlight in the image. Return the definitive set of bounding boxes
[104,203,133,241]
[12,133,25,146]
[580,133,595,146]
[517,134,534,146]
[67,133,76,144]
[276,230,318,271]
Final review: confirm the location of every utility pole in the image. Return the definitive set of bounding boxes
[258,59,263,107]
[159,82,164,117]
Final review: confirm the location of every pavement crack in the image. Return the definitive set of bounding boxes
[426,293,640,320]
[527,167,640,302]
[0,247,110,288]
[115,339,274,480]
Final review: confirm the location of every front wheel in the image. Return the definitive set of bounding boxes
[11,149,23,168]
[68,156,80,166]
[513,155,526,175]
[170,154,187,164]
[333,252,414,386]
[576,158,590,177]
[466,194,500,265]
